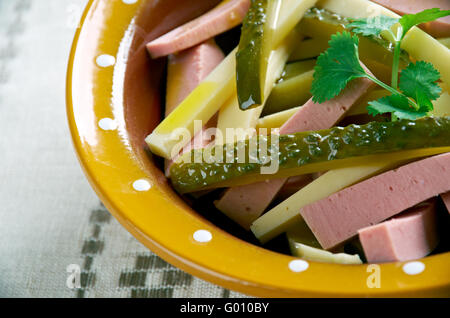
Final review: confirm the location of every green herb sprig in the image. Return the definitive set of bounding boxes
[311,8,450,121]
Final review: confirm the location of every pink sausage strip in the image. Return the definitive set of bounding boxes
[164,41,225,176]
[441,192,450,214]
[280,76,375,134]
[358,200,439,263]
[370,0,450,38]
[215,73,375,229]
[214,178,288,229]
[301,152,450,250]
[147,0,250,58]
[165,40,225,115]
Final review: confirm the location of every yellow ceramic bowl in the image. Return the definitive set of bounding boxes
[67,0,450,297]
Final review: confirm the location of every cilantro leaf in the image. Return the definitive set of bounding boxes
[310,9,448,121]
[347,16,399,37]
[400,8,450,37]
[399,61,441,111]
[367,95,428,120]
[311,31,367,103]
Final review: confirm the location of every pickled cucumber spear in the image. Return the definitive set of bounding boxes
[170,117,450,193]
[264,59,316,117]
[236,0,317,109]
[217,28,301,142]
[236,0,281,109]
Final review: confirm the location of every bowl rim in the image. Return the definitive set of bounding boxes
[66,0,450,297]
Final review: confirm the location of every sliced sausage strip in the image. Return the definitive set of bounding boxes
[279,75,375,134]
[301,152,450,250]
[358,200,439,263]
[147,0,250,58]
[215,72,375,229]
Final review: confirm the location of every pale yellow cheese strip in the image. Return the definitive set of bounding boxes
[146,47,237,159]
[430,90,450,117]
[402,30,450,85]
[438,38,450,49]
[274,0,318,48]
[216,96,261,144]
[289,241,363,264]
[256,107,301,131]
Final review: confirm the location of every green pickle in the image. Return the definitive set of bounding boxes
[278,59,316,82]
[236,0,280,110]
[170,117,450,193]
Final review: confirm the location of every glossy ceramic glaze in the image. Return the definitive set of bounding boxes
[66,0,450,297]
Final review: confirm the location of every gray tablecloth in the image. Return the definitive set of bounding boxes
[0,0,247,298]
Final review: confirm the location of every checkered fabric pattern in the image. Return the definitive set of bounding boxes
[0,0,248,298]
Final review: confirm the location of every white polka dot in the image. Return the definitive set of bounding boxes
[193,230,212,243]
[98,118,117,131]
[402,261,425,275]
[96,54,116,67]
[122,0,138,4]
[289,259,309,273]
[133,179,151,191]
